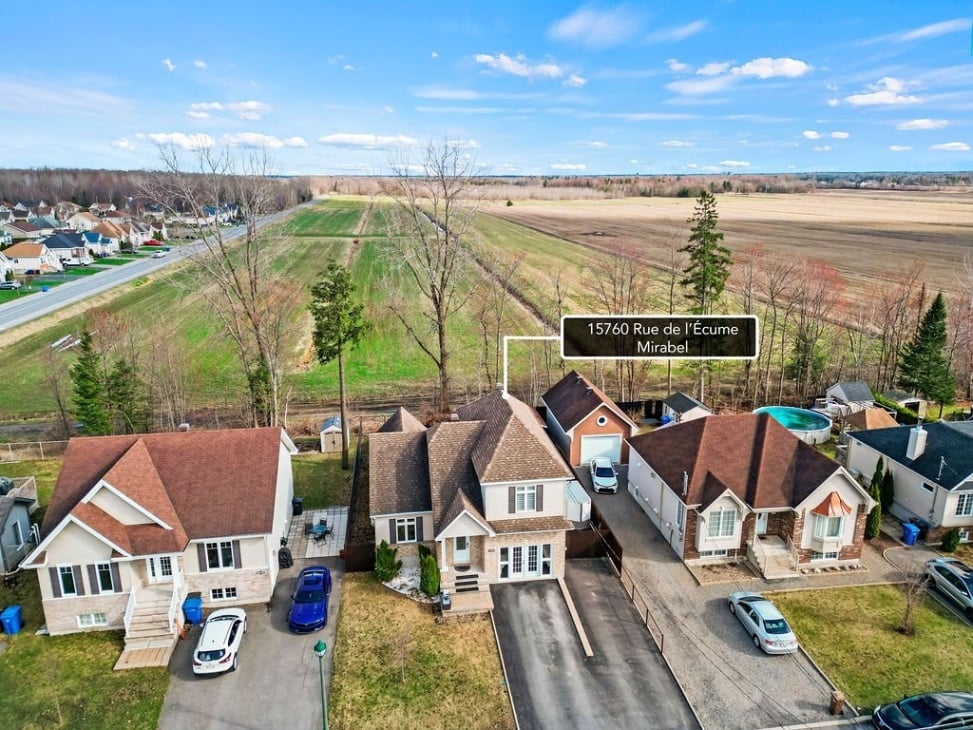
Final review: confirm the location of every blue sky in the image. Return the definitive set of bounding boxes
[3,1,972,175]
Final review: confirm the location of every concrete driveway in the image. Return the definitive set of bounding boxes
[159,557,342,730]
[492,560,699,730]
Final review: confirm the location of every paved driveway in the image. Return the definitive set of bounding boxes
[492,560,699,730]
[159,557,342,730]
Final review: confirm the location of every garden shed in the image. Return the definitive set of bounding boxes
[319,416,342,453]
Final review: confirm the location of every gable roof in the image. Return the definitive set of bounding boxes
[542,370,637,432]
[845,408,898,431]
[42,427,292,548]
[828,380,874,403]
[320,416,341,433]
[664,391,710,414]
[377,406,426,433]
[369,431,430,515]
[849,422,973,490]
[41,232,86,250]
[628,413,839,511]
[3,242,47,258]
[427,420,485,528]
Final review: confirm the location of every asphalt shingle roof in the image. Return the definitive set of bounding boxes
[848,421,973,490]
[542,370,636,432]
[663,391,708,414]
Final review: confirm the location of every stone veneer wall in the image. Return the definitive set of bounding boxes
[42,592,128,635]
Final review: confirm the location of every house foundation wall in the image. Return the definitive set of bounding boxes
[42,593,128,635]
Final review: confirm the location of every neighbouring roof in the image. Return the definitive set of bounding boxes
[376,407,425,433]
[542,370,637,432]
[320,416,341,432]
[0,494,32,531]
[42,427,292,549]
[368,431,431,515]
[664,391,709,414]
[849,422,973,490]
[628,413,840,511]
[828,381,874,403]
[41,232,86,250]
[845,408,898,431]
[3,242,46,257]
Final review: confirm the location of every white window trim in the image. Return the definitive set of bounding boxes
[210,587,238,601]
[515,485,538,513]
[205,541,235,571]
[12,520,25,548]
[77,612,107,628]
[95,562,116,593]
[395,517,418,544]
[707,508,736,538]
[58,565,78,597]
[813,514,842,539]
[956,493,973,517]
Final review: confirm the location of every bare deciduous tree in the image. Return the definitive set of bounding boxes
[899,568,929,636]
[382,142,481,414]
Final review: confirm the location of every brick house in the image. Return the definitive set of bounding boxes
[23,427,297,662]
[626,413,875,578]
[541,370,638,466]
[369,389,574,609]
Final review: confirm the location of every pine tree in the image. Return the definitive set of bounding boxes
[897,292,955,416]
[70,330,112,435]
[881,470,895,513]
[680,191,733,315]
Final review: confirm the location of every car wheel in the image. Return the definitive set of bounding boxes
[752,634,761,650]
[232,654,238,672]
[728,602,736,614]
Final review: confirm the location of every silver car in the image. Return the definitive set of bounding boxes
[192,607,247,675]
[925,557,973,620]
[728,591,799,654]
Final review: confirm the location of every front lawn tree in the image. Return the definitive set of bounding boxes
[897,291,956,417]
[383,141,480,414]
[309,262,369,469]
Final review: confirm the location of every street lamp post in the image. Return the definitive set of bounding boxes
[313,639,329,730]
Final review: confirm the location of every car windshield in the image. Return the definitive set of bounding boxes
[898,695,951,725]
[197,649,225,662]
[594,465,614,478]
[296,589,325,603]
[762,618,790,634]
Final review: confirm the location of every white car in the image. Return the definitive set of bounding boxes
[589,456,618,494]
[151,250,167,258]
[728,591,799,654]
[192,607,247,675]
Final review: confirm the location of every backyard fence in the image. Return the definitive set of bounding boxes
[619,563,667,655]
[0,440,68,462]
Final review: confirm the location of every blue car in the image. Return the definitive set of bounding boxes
[288,566,332,633]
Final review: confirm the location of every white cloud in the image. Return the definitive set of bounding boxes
[548,7,639,48]
[733,57,812,79]
[648,19,707,43]
[284,137,308,148]
[474,53,563,81]
[900,19,970,41]
[802,130,820,139]
[415,87,480,100]
[898,118,948,130]
[162,58,175,72]
[188,100,271,120]
[550,163,587,171]
[564,74,587,88]
[666,75,737,95]
[318,133,419,149]
[580,140,607,148]
[720,160,750,167]
[146,132,214,150]
[343,64,355,72]
[224,132,285,149]
[697,62,731,76]
[931,141,970,151]
[667,59,690,73]
[831,131,850,139]
[431,51,439,58]
[845,77,921,106]
[827,98,839,107]
[112,138,136,150]
[186,110,210,119]
[813,145,832,152]
[193,60,207,69]
[382,106,395,114]
[889,145,912,152]
[662,139,694,147]
[446,139,480,150]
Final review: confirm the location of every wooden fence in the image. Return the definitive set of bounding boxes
[619,563,667,655]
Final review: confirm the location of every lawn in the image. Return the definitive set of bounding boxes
[772,584,973,710]
[329,573,515,730]
[292,450,354,509]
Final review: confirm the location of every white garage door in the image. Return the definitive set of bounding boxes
[580,434,621,464]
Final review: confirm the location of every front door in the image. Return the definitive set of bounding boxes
[147,556,173,584]
[453,536,470,565]
[755,513,768,537]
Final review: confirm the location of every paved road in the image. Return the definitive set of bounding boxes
[0,207,301,336]
[159,556,341,730]
[492,562,699,730]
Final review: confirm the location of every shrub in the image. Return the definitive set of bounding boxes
[941,527,961,553]
[374,539,402,582]
[881,471,895,513]
[865,505,882,540]
[417,543,431,560]
[506,199,513,206]
[419,553,440,597]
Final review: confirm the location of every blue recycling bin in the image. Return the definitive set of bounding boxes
[183,593,203,624]
[902,522,920,546]
[1,605,23,635]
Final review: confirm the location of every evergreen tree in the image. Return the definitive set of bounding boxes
[881,470,895,513]
[309,262,370,469]
[897,292,955,416]
[865,482,883,540]
[680,191,733,315]
[70,330,112,435]
[869,458,884,494]
[107,357,146,434]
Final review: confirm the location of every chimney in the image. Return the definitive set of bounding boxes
[906,422,926,460]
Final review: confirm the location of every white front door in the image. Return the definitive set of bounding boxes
[453,536,470,565]
[147,556,173,584]
[755,513,768,536]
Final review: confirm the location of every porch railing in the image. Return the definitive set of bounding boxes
[166,583,180,633]
[123,580,141,635]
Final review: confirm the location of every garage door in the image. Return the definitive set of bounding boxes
[580,434,621,463]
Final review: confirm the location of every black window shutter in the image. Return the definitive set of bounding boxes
[49,567,62,598]
[110,562,121,592]
[232,540,242,569]
[73,565,85,596]
[388,519,397,544]
[87,565,100,595]
[197,543,208,572]
[537,484,544,511]
[508,486,516,513]
[416,518,424,542]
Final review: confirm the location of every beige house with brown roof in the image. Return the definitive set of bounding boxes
[3,241,64,274]
[627,413,875,579]
[370,389,574,606]
[23,427,297,661]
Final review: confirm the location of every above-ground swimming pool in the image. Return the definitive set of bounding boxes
[753,406,833,444]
